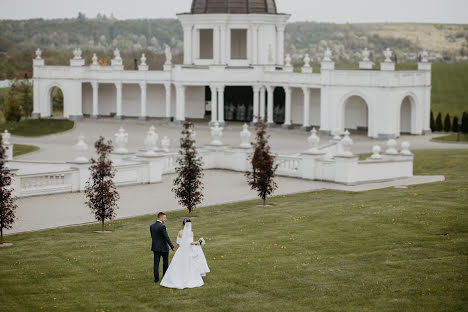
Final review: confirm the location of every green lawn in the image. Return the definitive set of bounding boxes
[0,149,467,311]
[0,119,74,137]
[432,133,468,142]
[13,144,40,157]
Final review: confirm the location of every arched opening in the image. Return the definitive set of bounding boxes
[273,87,285,124]
[343,95,369,135]
[49,86,64,118]
[400,96,415,135]
[223,86,253,122]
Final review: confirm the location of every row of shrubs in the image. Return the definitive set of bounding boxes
[430,111,468,133]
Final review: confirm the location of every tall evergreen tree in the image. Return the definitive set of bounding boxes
[246,119,278,207]
[435,113,443,132]
[444,113,452,132]
[462,112,468,134]
[452,116,460,132]
[430,111,435,131]
[172,122,204,216]
[0,135,17,244]
[85,137,119,232]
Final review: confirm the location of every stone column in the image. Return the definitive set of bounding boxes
[252,85,261,124]
[210,85,218,126]
[260,86,266,120]
[301,87,311,131]
[139,82,147,121]
[267,85,275,127]
[214,26,220,64]
[164,83,172,121]
[175,84,186,124]
[183,26,192,64]
[218,86,225,126]
[251,26,258,65]
[115,82,123,120]
[276,26,285,65]
[220,26,226,64]
[91,81,99,119]
[282,86,293,129]
[32,78,40,119]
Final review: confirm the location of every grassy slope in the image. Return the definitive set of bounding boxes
[13,144,40,157]
[0,149,467,312]
[431,63,468,118]
[0,119,74,136]
[432,133,468,142]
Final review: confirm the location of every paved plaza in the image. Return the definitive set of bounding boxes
[5,118,463,235]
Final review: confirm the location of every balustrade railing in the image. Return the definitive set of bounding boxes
[275,155,302,178]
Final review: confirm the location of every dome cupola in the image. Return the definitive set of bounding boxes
[191,0,278,14]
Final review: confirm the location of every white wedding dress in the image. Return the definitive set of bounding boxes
[160,222,210,289]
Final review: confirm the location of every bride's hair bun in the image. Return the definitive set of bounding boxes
[182,218,192,225]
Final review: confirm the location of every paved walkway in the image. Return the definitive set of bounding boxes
[5,169,444,235]
[12,118,468,162]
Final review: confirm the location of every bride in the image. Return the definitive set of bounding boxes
[160,218,209,289]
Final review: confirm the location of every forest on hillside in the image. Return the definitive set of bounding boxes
[0,14,467,79]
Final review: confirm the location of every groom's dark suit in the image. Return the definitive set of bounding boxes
[150,220,174,282]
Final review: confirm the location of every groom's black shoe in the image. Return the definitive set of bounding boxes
[154,279,159,283]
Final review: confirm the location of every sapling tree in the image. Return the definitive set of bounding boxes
[246,118,278,206]
[0,135,17,244]
[444,113,452,132]
[172,122,204,217]
[85,136,119,232]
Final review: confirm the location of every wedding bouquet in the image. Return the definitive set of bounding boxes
[198,237,206,246]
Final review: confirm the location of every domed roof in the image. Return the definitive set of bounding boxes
[191,0,278,14]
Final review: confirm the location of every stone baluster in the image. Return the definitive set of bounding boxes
[240,123,252,149]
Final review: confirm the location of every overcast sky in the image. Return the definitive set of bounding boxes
[0,0,467,24]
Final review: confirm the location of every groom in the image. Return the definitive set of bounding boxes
[150,212,175,283]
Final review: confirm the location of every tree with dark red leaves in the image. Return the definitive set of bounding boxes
[172,122,204,217]
[85,137,119,232]
[0,135,17,244]
[246,119,278,207]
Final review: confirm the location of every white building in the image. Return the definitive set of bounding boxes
[32,0,432,139]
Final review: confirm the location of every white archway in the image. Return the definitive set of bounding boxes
[339,91,372,137]
[45,82,66,118]
[398,92,419,136]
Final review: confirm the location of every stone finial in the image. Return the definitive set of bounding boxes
[161,136,171,153]
[114,127,129,154]
[384,48,393,63]
[285,54,292,67]
[400,141,413,156]
[210,122,224,146]
[362,48,370,62]
[164,45,172,65]
[143,125,159,156]
[303,54,311,68]
[73,48,82,60]
[74,134,89,163]
[369,145,382,160]
[240,123,252,148]
[421,51,429,63]
[332,128,342,141]
[323,48,332,62]
[92,53,98,65]
[140,53,147,66]
[114,48,121,60]
[35,48,42,59]
[385,139,398,155]
[2,130,11,145]
[340,130,354,156]
[306,127,320,153]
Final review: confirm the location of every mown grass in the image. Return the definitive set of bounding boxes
[0,149,467,312]
[0,119,74,137]
[13,144,40,157]
[432,133,468,142]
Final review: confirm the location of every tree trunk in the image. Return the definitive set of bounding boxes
[0,227,3,244]
[101,220,104,232]
[263,198,266,207]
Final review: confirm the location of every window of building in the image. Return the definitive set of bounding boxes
[199,29,213,59]
[230,29,247,60]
